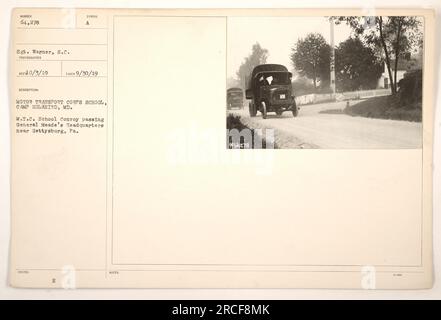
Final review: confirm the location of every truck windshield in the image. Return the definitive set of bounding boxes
[228,92,242,98]
[258,73,291,86]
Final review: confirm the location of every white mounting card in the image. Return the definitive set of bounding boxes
[9,8,435,288]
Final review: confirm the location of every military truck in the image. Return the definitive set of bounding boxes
[245,64,298,119]
[226,87,244,110]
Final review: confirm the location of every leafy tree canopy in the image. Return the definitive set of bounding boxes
[290,33,330,89]
[335,37,383,91]
[331,16,422,94]
[236,43,268,89]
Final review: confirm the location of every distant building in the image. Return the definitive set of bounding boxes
[377,51,423,89]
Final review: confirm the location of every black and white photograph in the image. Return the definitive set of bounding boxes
[227,16,424,149]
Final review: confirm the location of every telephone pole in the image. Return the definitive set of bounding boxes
[330,19,336,97]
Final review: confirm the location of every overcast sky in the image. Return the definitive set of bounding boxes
[227,17,353,79]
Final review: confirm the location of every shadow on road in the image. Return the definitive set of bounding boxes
[319,109,345,115]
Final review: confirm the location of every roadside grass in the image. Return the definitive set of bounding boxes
[226,113,247,131]
[226,114,278,149]
[344,95,422,122]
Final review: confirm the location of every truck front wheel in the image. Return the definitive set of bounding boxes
[249,102,257,117]
[292,102,298,117]
[260,101,267,119]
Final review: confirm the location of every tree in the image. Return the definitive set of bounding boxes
[227,77,240,89]
[331,16,422,95]
[335,37,383,91]
[290,33,330,89]
[292,76,316,96]
[236,43,268,89]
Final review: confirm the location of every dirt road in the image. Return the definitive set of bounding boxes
[229,101,422,149]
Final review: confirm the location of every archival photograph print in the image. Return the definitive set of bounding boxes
[226,16,424,149]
